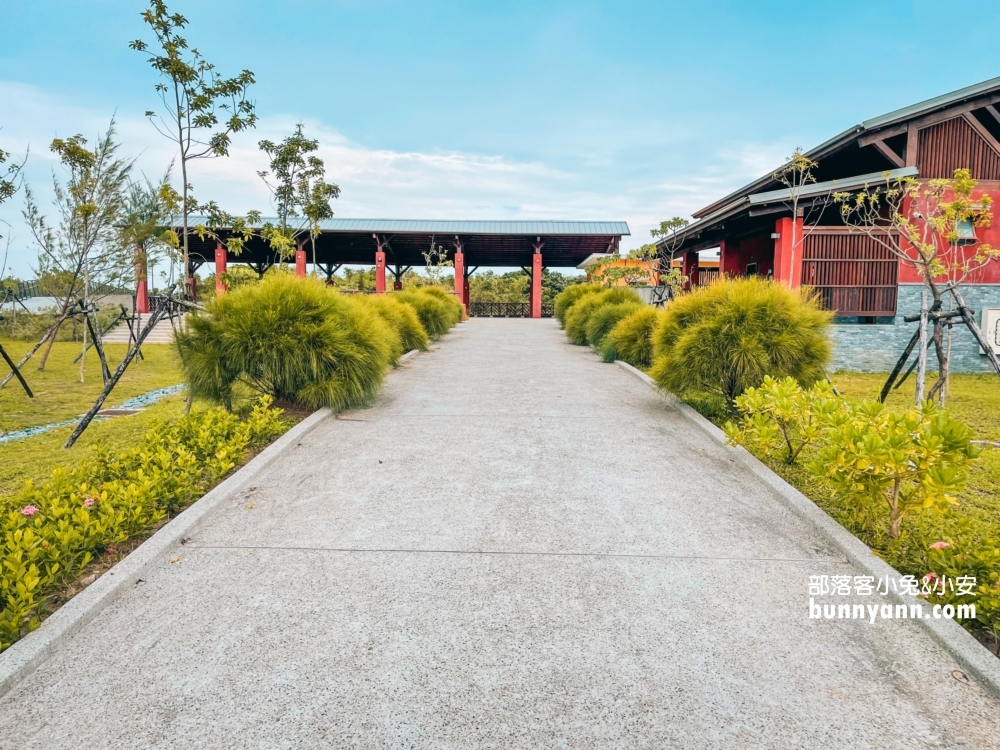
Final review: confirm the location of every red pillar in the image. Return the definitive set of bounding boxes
[453,251,465,309]
[682,250,699,289]
[464,277,470,309]
[531,250,543,318]
[773,216,803,287]
[295,244,307,277]
[393,278,403,291]
[375,251,387,293]
[135,247,150,313]
[215,243,228,297]
[719,239,742,278]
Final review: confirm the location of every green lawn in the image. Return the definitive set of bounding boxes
[1,340,184,434]
[0,393,189,497]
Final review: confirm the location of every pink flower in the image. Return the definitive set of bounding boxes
[922,573,938,584]
[21,505,39,516]
[83,497,96,508]
[929,541,950,550]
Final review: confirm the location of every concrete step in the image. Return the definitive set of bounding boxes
[102,318,179,344]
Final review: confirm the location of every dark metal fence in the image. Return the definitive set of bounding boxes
[469,301,554,318]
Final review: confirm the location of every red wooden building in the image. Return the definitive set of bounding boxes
[660,76,1000,372]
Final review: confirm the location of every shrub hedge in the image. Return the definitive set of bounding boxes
[599,306,661,367]
[394,288,462,339]
[585,301,643,349]
[0,400,284,652]
[353,294,430,365]
[564,287,641,346]
[177,275,443,412]
[554,284,602,326]
[650,277,831,408]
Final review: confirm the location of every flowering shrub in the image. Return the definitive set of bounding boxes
[0,400,283,652]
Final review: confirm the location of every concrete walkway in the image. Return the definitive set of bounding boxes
[1,319,997,748]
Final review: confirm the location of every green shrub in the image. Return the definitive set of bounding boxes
[564,287,641,346]
[813,401,980,539]
[725,378,996,647]
[393,289,460,339]
[650,277,831,407]
[0,400,283,651]
[353,294,429,364]
[585,301,643,348]
[599,306,662,367]
[554,284,601,326]
[177,275,394,411]
[416,285,464,323]
[724,376,841,464]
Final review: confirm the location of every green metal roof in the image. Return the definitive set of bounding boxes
[693,76,1000,219]
[189,217,630,236]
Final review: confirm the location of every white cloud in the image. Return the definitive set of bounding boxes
[0,81,781,277]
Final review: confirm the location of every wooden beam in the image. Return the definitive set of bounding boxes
[905,123,918,167]
[871,138,905,168]
[986,104,1000,126]
[962,111,1000,157]
[858,123,908,147]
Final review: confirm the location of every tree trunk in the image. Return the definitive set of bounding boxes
[181,158,191,301]
[916,291,928,405]
[37,295,74,371]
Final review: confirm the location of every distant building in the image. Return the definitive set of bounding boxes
[659,77,1000,373]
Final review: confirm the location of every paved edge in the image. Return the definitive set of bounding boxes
[614,359,1000,700]
[0,349,424,700]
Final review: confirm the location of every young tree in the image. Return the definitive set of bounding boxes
[130,0,257,299]
[772,149,833,287]
[590,245,656,287]
[257,123,340,268]
[0,141,25,225]
[23,123,133,370]
[836,168,999,400]
[650,217,690,274]
[422,239,453,285]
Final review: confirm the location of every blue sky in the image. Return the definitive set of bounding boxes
[2,0,1000,278]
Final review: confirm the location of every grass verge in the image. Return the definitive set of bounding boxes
[1,339,184,434]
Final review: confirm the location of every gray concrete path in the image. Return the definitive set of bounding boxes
[1,319,998,749]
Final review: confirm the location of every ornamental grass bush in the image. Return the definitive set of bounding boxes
[564,287,641,346]
[393,288,461,339]
[585,301,644,349]
[415,284,465,325]
[650,277,831,409]
[554,283,601,326]
[352,294,430,364]
[599,306,661,367]
[176,274,395,412]
[0,400,283,652]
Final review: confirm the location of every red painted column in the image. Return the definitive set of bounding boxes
[295,244,307,277]
[453,251,465,308]
[135,247,150,313]
[464,277,470,309]
[393,277,403,291]
[375,251,387,293]
[682,250,700,289]
[773,217,803,287]
[215,242,228,297]
[531,251,543,318]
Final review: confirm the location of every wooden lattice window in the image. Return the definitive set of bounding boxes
[801,230,898,317]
